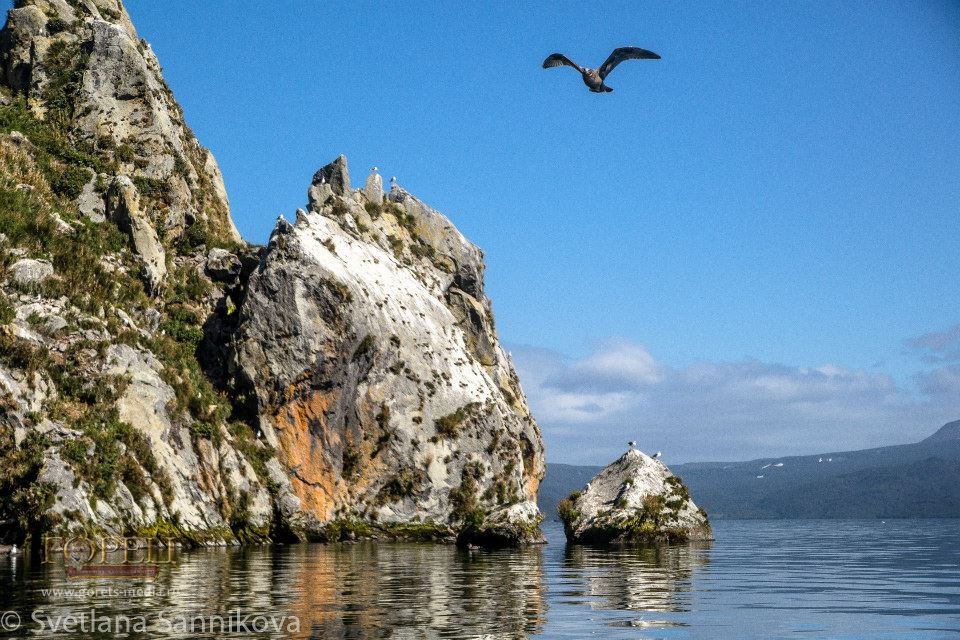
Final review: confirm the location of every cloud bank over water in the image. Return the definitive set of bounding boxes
[514,332,960,464]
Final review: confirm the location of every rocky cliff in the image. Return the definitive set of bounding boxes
[0,0,270,547]
[558,449,710,544]
[0,0,543,547]
[230,157,544,544]
[0,0,239,251]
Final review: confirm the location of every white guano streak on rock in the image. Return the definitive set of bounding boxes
[297,213,497,415]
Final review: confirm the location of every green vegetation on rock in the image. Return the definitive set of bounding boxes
[0,11,269,545]
[435,402,479,438]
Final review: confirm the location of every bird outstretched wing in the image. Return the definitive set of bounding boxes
[542,53,583,72]
[598,46,660,79]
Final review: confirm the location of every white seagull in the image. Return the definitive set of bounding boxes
[653,451,662,459]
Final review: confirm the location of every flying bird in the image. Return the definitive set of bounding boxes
[542,46,660,93]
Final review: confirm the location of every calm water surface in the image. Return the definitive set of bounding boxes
[0,520,958,639]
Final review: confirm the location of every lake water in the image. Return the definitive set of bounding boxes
[1,519,958,639]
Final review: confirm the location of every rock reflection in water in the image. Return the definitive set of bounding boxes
[5,541,546,639]
[278,542,546,639]
[560,541,711,614]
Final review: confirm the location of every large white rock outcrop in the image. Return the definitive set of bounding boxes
[0,0,545,549]
[230,158,545,545]
[559,449,711,544]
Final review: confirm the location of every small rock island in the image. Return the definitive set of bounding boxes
[558,449,711,544]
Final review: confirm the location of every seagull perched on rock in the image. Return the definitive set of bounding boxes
[542,46,660,93]
[628,440,636,450]
[653,451,662,459]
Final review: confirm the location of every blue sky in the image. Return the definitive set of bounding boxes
[123,0,960,462]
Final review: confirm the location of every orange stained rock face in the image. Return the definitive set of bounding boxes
[520,438,544,502]
[274,387,342,522]
[524,465,542,502]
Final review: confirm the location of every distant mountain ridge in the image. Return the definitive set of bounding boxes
[540,421,960,520]
[922,420,960,443]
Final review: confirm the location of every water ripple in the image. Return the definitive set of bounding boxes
[0,520,958,638]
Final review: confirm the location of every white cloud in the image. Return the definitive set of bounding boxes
[568,338,665,387]
[512,338,960,465]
